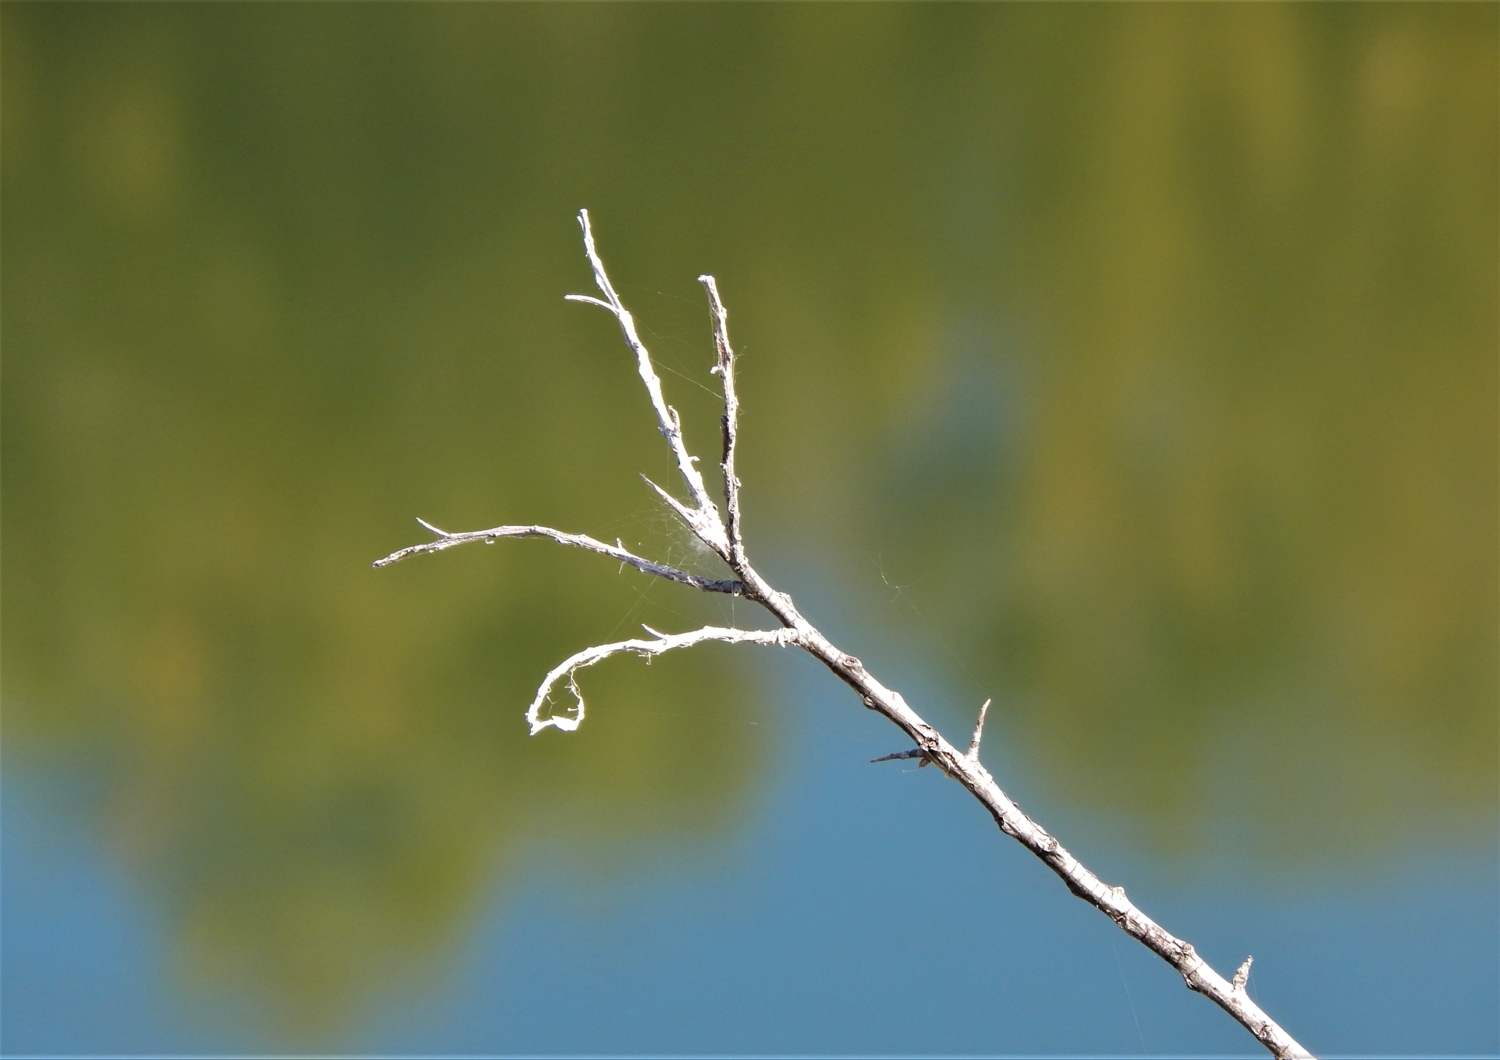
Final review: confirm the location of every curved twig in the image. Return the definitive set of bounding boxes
[526,624,798,734]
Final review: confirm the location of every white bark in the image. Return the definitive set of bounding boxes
[526,624,797,735]
[373,518,742,594]
[375,210,1316,1060]
[565,210,729,556]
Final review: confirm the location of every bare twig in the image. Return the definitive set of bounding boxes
[527,623,798,734]
[967,697,992,761]
[372,519,742,594]
[376,210,1315,1060]
[870,747,929,764]
[566,209,729,555]
[699,274,746,567]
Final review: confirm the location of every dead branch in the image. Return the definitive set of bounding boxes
[375,209,1316,1060]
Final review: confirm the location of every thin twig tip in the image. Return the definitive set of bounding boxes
[871,748,926,764]
[967,698,993,759]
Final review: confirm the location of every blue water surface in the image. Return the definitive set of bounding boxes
[5,627,1496,1057]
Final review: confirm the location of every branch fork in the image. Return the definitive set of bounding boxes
[374,210,1315,1060]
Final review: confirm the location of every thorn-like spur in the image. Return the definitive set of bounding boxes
[967,698,992,760]
[871,747,929,764]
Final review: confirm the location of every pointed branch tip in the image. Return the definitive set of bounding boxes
[967,698,992,760]
[872,748,927,764]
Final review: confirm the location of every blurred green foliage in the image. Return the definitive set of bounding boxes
[3,1,1494,1035]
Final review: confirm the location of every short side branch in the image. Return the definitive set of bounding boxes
[699,274,745,566]
[372,518,742,594]
[967,698,992,761]
[871,747,930,765]
[566,210,729,555]
[526,624,799,734]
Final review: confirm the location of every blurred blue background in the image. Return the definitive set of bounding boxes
[3,4,1496,1056]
